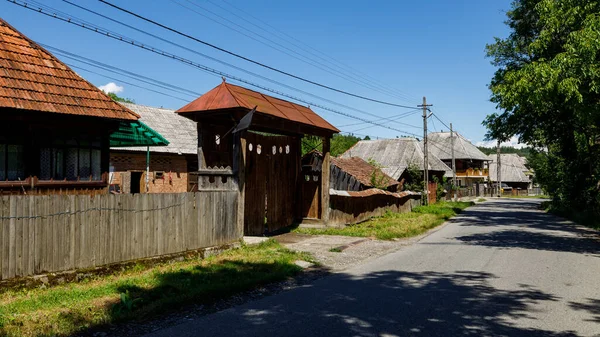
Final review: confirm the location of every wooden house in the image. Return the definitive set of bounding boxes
[177,80,339,234]
[0,18,156,195]
[109,103,198,193]
[340,138,451,188]
[487,153,531,190]
[426,132,490,187]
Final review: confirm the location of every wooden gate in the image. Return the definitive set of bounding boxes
[244,133,300,235]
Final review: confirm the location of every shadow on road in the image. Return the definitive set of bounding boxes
[453,200,600,255]
[569,298,600,324]
[215,270,578,337]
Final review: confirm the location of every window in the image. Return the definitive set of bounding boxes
[0,144,25,181]
[40,138,102,181]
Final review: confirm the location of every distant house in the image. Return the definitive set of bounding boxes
[0,18,153,195]
[487,153,531,190]
[301,151,399,192]
[109,103,198,193]
[340,138,451,188]
[425,132,490,187]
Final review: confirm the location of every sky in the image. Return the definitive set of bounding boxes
[1,0,518,146]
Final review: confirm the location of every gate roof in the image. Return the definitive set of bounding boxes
[177,81,339,137]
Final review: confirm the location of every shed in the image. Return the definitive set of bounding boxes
[177,80,339,234]
[340,138,451,185]
[487,153,531,189]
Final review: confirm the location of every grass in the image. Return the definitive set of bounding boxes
[477,198,487,202]
[0,240,314,337]
[504,195,550,199]
[541,201,600,230]
[294,201,474,240]
[328,247,343,253]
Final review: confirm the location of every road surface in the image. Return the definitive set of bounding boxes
[147,199,600,336]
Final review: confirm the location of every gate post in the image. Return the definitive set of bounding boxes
[321,137,331,223]
[233,132,246,238]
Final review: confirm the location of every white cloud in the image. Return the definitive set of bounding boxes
[476,136,527,149]
[98,82,124,94]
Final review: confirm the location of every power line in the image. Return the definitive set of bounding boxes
[56,0,419,129]
[97,0,418,109]
[9,0,421,136]
[168,0,414,104]
[338,109,420,128]
[215,0,419,102]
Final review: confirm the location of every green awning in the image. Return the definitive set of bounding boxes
[110,121,170,147]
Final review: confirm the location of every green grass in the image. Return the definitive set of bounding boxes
[0,240,313,337]
[504,195,550,199]
[477,198,487,202]
[541,201,600,230]
[328,247,343,253]
[294,201,474,240]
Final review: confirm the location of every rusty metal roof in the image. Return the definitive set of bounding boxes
[177,81,339,133]
[0,18,138,121]
[332,157,400,189]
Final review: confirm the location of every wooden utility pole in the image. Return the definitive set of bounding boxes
[450,123,457,201]
[418,97,433,205]
[497,140,502,197]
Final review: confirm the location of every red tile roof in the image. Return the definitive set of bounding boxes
[332,157,400,189]
[177,81,339,133]
[0,18,138,121]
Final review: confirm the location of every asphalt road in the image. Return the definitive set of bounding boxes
[147,199,600,337]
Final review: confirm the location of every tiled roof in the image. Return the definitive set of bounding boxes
[177,81,339,133]
[426,132,489,161]
[112,103,197,155]
[340,138,451,180]
[0,18,138,120]
[332,157,399,189]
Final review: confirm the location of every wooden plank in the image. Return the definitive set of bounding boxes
[26,196,34,276]
[321,137,331,223]
[0,197,7,279]
[15,195,23,277]
[8,196,17,278]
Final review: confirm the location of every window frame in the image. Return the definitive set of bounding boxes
[38,137,104,183]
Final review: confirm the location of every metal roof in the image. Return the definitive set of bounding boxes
[340,138,451,180]
[110,120,169,147]
[0,18,138,121]
[177,81,339,133]
[487,153,531,183]
[426,132,490,161]
[112,103,197,155]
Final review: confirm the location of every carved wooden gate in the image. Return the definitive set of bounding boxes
[244,133,299,235]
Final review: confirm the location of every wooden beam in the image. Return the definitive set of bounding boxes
[321,136,331,223]
[233,132,246,237]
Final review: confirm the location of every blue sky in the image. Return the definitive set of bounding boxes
[2,0,513,145]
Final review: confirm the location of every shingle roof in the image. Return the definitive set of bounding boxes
[340,138,451,180]
[112,103,197,155]
[331,157,399,189]
[487,153,530,183]
[426,132,489,161]
[177,81,339,133]
[0,18,138,120]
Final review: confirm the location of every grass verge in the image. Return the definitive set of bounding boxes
[541,201,600,230]
[504,195,550,199]
[294,201,474,240]
[0,240,313,337]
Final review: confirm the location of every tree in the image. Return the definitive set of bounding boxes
[107,92,135,104]
[476,146,531,157]
[403,163,423,192]
[484,0,600,215]
[364,135,371,140]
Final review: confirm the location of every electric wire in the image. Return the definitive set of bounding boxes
[98,0,418,109]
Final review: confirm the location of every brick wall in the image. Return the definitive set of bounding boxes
[110,151,191,193]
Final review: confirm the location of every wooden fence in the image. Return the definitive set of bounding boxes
[0,192,240,280]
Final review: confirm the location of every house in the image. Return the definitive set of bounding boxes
[340,138,451,187]
[177,80,339,234]
[487,153,531,190]
[109,103,198,193]
[425,132,490,187]
[301,150,400,192]
[0,18,159,195]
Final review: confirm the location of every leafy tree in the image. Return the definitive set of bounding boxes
[301,135,322,155]
[403,163,423,192]
[302,134,363,156]
[363,135,371,140]
[107,92,135,104]
[476,146,532,157]
[484,0,600,215]
[366,158,389,190]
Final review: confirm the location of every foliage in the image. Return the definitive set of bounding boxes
[106,92,135,103]
[367,158,390,190]
[0,240,313,336]
[301,135,322,155]
[432,175,448,202]
[403,163,423,192]
[294,201,473,240]
[484,0,600,216]
[476,146,532,157]
[301,134,369,157]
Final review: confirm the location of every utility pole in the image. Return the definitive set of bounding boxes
[497,140,502,197]
[450,123,457,201]
[418,97,433,205]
